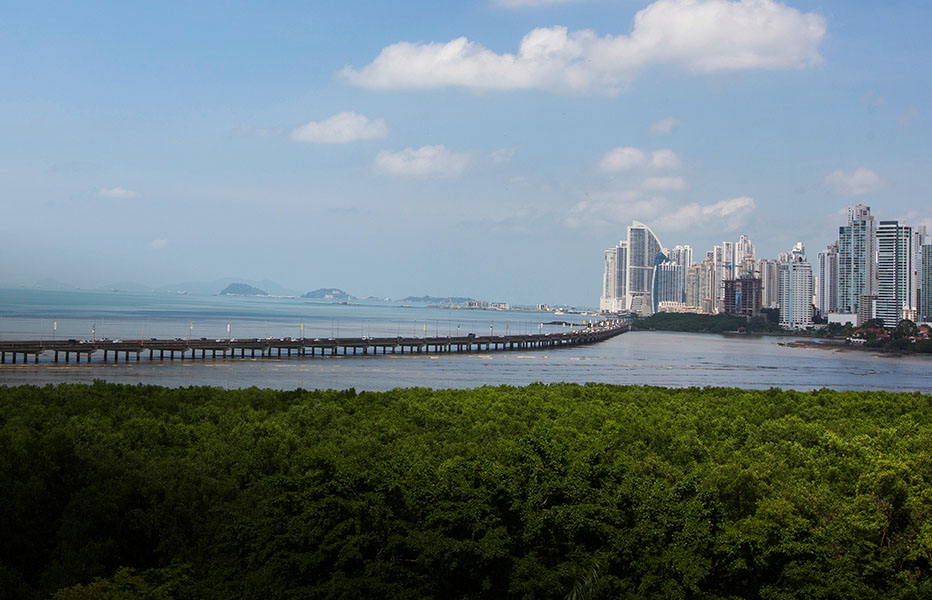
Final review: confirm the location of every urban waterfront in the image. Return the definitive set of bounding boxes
[2,289,929,391]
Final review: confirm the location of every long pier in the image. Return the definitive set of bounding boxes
[0,321,628,365]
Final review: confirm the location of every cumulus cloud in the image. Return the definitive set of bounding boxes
[824,168,887,196]
[655,196,756,231]
[565,192,665,228]
[290,111,388,143]
[597,147,681,172]
[641,176,687,191]
[490,146,517,164]
[98,187,140,199]
[374,145,472,176]
[650,116,681,134]
[148,238,168,250]
[341,0,826,94]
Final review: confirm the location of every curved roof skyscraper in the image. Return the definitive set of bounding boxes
[626,221,665,315]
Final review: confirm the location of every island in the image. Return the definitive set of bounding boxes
[302,288,352,301]
[219,283,268,296]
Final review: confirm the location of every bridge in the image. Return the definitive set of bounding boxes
[0,321,628,365]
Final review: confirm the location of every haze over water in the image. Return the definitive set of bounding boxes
[2,289,929,393]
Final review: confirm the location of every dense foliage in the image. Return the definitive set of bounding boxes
[631,312,782,334]
[2,382,931,599]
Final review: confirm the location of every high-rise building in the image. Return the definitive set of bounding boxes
[757,259,780,308]
[817,241,839,316]
[838,204,876,315]
[724,276,763,317]
[685,265,700,310]
[876,221,915,327]
[625,221,665,315]
[699,255,716,314]
[779,243,813,329]
[600,242,627,312]
[921,244,932,322]
[735,235,756,276]
[652,261,681,313]
[667,245,693,303]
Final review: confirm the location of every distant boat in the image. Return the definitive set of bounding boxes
[177,290,188,295]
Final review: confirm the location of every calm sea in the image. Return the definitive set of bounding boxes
[1,288,930,392]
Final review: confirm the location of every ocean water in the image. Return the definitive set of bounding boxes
[1,289,930,392]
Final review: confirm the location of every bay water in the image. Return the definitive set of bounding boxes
[1,288,930,392]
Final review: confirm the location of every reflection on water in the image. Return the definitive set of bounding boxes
[2,331,930,392]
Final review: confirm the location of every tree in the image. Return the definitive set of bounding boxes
[893,319,918,340]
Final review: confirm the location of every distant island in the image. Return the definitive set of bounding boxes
[220,283,268,296]
[302,288,352,301]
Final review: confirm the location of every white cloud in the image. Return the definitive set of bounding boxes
[655,196,756,231]
[649,149,681,169]
[824,168,887,196]
[642,176,687,191]
[341,0,826,94]
[148,238,168,250]
[290,111,388,143]
[490,146,517,164]
[565,192,666,228]
[650,116,681,134]
[374,145,472,177]
[98,187,140,199]
[597,147,681,172]
[598,147,648,172]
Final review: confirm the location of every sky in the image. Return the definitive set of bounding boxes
[1,0,930,306]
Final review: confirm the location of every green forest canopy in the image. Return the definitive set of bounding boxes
[1,382,931,599]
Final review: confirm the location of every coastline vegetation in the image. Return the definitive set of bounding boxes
[2,382,931,599]
[630,311,783,334]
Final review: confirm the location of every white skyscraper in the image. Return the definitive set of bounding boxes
[667,245,693,303]
[817,241,839,316]
[735,235,756,276]
[600,241,627,312]
[625,221,665,315]
[876,221,915,327]
[779,243,813,329]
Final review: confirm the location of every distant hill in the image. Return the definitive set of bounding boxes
[163,278,299,296]
[303,288,352,301]
[401,295,477,304]
[220,283,268,296]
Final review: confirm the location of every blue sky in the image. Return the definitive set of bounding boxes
[1,0,930,306]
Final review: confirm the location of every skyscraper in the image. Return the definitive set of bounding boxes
[667,245,693,303]
[599,242,627,312]
[735,235,756,276]
[757,259,780,308]
[779,243,813,329]
[625,221,665,315]
[817,241,839,316]
[922,244,932,322]
[838,204,876,315]
[876,221,914,327]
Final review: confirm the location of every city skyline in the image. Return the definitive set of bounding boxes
[2,1,930,307]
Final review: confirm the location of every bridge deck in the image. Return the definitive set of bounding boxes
[0,322,628,365]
